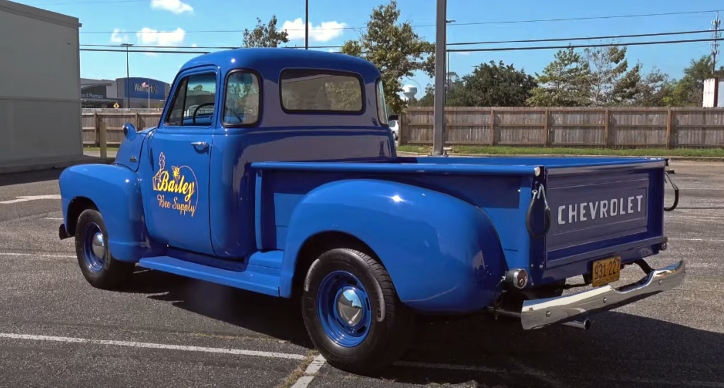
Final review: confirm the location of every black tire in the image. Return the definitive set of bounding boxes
[74,208,134,290]
[301,247,415,375]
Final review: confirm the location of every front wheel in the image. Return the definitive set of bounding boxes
[301,247,415,375]
[74,208,134,290]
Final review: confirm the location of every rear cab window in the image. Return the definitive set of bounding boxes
[280,69,364,113]
[375,79,388,126]
[223,71,261,126]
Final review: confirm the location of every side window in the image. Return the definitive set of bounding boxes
[376,79,388,125]
[280,69,363,113]
[164,72,217,127]
[223,71,261,126]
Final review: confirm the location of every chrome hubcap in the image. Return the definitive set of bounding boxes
[336,287,364,326]
[91,231,105,258]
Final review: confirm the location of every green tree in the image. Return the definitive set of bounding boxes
[242,16,289,48]
[662,55,724,106]
[527,47,592,107]
[583,44,630,106]
[445,60,537,107]
[415,84,436,106]
[609,63,671,106]
[340,0,435,113]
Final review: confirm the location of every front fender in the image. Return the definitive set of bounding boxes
[280,179,506,314]
[59,163,161,262]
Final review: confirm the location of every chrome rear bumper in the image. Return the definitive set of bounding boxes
[520,260,686,330]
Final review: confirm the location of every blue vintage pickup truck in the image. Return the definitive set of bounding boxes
[57,48,685,375]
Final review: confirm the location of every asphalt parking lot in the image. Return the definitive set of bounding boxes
[1,160,723,388]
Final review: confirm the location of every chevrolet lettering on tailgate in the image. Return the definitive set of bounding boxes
[557,194,645,225]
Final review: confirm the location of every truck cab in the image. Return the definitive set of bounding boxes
[57,48,686,376]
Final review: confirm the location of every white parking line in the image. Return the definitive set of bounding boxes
[0,195,60,204]
[0,252,75,259]
[669,238,724,242]
[0,333,306,360]
[291,354,327,388]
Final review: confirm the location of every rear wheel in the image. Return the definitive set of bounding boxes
[74,208,134,290]
[301,247,415,375]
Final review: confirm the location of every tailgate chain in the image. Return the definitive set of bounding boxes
[526,183,551,238]
[664,171,679,212]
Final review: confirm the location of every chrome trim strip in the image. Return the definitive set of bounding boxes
[520,260,686,330]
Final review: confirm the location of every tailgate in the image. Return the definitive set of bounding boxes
[543,160,665,266]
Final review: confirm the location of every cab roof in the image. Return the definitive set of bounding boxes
[179,47,382,83]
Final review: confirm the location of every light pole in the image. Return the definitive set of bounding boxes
[446,19,455,90]
[121,43,133,108]
[432,0,447,155]
[304,0,309,49]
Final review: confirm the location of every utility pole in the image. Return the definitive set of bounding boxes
[712,12,721,73]
[432,0,447,156]
[121,43,133,108]
[305,0,309,49]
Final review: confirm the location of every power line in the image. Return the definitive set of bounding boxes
[447,29,713,46]
[78,37,724,55]
[74,9,724,35]
[447,9,724,26]
[79,43,341,50]
[24,0,144,4]
[447,37,722,53]
[81,48,208,54]
[80,28,716,51]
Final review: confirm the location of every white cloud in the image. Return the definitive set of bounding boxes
[452,52,470,56]
[281,18,347,42]
[150,0,193,15]
[136,27,186,46]
[135,27,185,56]
[110,28,129,44]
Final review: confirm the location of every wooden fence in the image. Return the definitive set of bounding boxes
[83,107,724,148]
[399,107,724,148]
[82,111,162,146]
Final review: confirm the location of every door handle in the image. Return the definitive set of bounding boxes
[191,141,208,148]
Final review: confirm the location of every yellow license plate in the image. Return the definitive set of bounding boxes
[591,256,621,287]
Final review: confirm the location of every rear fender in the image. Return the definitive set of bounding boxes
[280,179,507,314]
[59,163,164,262]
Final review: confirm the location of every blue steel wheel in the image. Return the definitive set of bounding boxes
[301,247,416,376]
[316,270,373,347]
[81,221,106,273]
[74,208,134,290]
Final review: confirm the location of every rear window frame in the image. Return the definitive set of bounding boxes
[278,68,366,115]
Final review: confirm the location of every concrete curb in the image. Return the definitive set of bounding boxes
[395,151,724,162]
[0,156,115,175]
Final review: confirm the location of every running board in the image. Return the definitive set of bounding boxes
[138,256,280,297]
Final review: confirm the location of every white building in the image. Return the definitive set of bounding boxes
[80,77,171,108]
[0,0,83,172]
[703,78,724,107]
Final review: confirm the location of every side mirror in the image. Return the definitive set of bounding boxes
[388,114,399,122]
[123,123,137,141]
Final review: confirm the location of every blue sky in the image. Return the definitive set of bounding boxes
[15,0,724,98]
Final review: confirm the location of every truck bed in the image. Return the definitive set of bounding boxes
[250,155,667,285]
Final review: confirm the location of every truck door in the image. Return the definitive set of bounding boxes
[142,67,218,256]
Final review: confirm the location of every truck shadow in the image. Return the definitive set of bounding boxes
[123,268,724,388]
